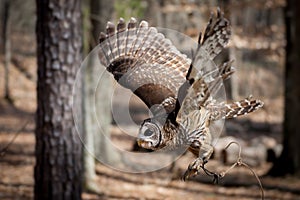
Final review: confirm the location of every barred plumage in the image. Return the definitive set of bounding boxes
[98,10,264,180]
[99,17,191,110]
[225,97,263,119]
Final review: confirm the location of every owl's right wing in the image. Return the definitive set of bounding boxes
[98,18,191,114]
[175,10,263,123]
[174,9,233,122]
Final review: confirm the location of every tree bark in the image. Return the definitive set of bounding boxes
[269,0,300,177]
[35,0,83,199]
[1,0,12,102]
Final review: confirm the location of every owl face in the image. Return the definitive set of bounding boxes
[137,119,162,150]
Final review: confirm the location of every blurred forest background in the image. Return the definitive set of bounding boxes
[1,0,300,199]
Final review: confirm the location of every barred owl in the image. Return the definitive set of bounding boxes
[98,9,263,180]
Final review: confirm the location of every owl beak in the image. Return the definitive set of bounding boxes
[137,139,143,147]
[137,139,152,149]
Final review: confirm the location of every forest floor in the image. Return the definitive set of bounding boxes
[0,99,300,200]
[0,56,300,200]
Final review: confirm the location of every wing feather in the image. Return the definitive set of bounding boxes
[175,9,232,122]
[187,9,231,81]
[98,18,191,111]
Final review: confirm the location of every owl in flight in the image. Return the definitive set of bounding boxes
[98,9,263,180]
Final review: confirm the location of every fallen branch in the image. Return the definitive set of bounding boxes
[0,120,31,157]
[11,55,35,81]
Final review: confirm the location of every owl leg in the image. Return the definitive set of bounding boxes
[183,143,215,181]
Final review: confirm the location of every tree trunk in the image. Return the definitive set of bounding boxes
[1,0,12,103]
[90,0,116,163]
[144,0,163,27]
[35,0,83,199]
[83,0,117,193]
[90,0,113,47]
[269,0,300,177]
[228,7,240,101]
[0,2,3,49]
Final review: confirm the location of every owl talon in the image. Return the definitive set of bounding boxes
[183,158,220,182]
[182,158,203,181]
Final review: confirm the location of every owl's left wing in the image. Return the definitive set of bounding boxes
[98,18,191,114]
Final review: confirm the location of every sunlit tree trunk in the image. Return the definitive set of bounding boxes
[35,0,83,199]
[83,0,117,193]
[228,6,240,100]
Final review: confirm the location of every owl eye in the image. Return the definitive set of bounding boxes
[144,129,154,136]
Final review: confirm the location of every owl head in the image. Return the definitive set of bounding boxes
[137,115,167,150]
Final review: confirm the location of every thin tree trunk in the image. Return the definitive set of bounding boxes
[83,0,118,193]
[35,0,83,199]
[0,2,3,49]
[144,0,163,27]
[2,0,12,103]
[90,0,117,164]
[229,9,239,100]
[83,55,98,192]
[90,0,114,47]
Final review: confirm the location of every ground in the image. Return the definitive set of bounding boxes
[0,101,300,200]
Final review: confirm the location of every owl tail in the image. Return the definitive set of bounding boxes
[208,96,264,121]
[224,96,264,119]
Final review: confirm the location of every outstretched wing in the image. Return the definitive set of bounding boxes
[175,9,263,123]
[98,18,191,113]
[186,9,231,81]
[175,60,235,121]
[175,9,232,122]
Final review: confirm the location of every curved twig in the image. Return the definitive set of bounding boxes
[220,141,265,200]
[240,161,265,200]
